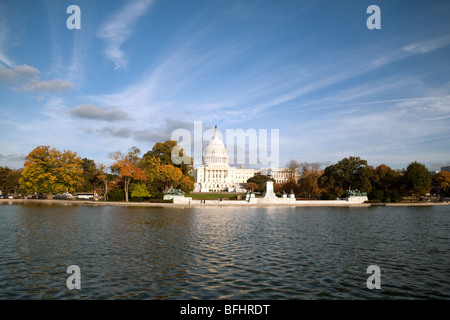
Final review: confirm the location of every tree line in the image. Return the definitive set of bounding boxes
[246,156,450,202]
[2,151,449,203]
[0,140,194,202]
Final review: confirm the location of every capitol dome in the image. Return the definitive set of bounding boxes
[203,126,229,166]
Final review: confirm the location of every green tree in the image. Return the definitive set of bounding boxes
[20,146,83,197]
[247,175,275,192]
[370,164,403,202]
[107,188,124,202]
[404,162,432,201]
[319,156,373,196]
[130,182,151,199]
[80,158,101,194]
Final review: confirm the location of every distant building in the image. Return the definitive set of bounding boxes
[193,126,293,192]
[441,166,450,172]
[257,168,295,184]
[193,126,256,192]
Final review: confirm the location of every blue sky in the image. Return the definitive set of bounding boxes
[0,0,449,171]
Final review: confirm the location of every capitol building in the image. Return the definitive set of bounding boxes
[193,126,293,192]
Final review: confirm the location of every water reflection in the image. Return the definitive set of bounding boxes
[0,204,449,299]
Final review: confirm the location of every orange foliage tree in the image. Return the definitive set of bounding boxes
[140,154,194,195]
[434,171,450,197]
[245,182,258,191]
[109,147,147,202]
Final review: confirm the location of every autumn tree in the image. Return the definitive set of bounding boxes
[273,183,283,194]
[109,146,147,202]
[20,146,83,197]
[404,162,432,201]
[297,162,323,199]
[139,153,194,197]
[0,167,22,195]
[433,171,450,198]
[281,178,298,195]
[179,175,195,194]
[143,140,193,176]
[286,160,300,180]
[158,163,185,193]
[97,163,116,201]
[245,182,258,191]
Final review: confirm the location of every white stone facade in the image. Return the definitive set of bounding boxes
[193,126,256,192]
[257,168,295,184]
[195,166,256,192]
[193,126,293,192]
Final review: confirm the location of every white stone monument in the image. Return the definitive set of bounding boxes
[263,180,277,199]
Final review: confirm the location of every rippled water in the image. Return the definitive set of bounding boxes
[0,203,449,299]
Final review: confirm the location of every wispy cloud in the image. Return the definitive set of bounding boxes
[97,0,155,70]
[0,2,13,68]
[35,4,450,169]
[289,94,450,166]
[220,35,450,123]
[402,35,450,54]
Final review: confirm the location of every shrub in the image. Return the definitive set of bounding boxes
[107,188,124,201]
[321,192,339,200]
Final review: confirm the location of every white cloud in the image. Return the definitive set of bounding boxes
[97,0,155,70]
